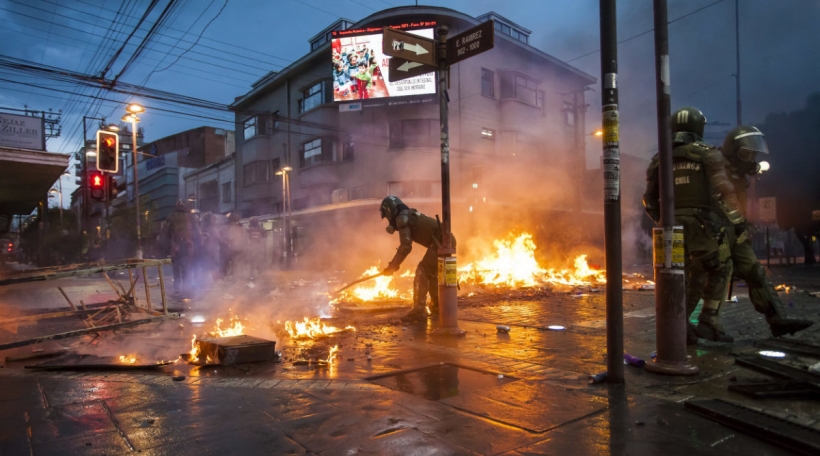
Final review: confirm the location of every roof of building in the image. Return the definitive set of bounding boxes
[231,6,596,110]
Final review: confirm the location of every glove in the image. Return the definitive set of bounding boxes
[734,221,751,237]
[382,264,399,275]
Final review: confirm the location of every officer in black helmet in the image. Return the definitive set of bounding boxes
[644,107,745,343]
[380,196,454,323]
[161,199,201,294]
[719,126,813,337]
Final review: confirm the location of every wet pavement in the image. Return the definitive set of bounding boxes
[0,264,819,454]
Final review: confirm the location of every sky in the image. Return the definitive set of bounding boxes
[0,0,818,206]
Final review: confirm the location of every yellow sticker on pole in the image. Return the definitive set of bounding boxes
[653,227,684,269]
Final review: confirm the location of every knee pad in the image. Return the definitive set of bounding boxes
[749,263,767,287]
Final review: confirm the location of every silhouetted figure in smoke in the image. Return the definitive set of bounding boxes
[379,196,455,323]
[717,126,813,337]
[220,212,247,279]
[246,217,265,281]
[161,200,201,294]
[644,107,744,344]
[199,212,221,282]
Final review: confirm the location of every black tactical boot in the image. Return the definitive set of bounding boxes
[694,309,734,343]
[400,307,427,323]
[687,323,699,346]
[768,316,814,338]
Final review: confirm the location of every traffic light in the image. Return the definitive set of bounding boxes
[108,175,118,200]
[89,172,105,201]
[96,130,119,173]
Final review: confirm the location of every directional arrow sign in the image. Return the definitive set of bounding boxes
[388,57,436,82]
[383,27,436,66]
[447,20,495,66]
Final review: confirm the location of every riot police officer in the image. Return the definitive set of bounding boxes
[380,196,454,323]
[162,200,201,294]
[644,107,745,343]
[220,212,247,278]
[719,126,813,337]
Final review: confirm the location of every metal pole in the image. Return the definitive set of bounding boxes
[735,0,742,126]
[599,0,624,383]
[131,120,142,259]
[82,116,88,234]
[645,0,699,377]
[57,177,63,224]
[280,172,288,268]
[434,24,463,337]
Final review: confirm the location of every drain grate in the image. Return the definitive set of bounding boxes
[367,363,516,401]
[685,399,820,455]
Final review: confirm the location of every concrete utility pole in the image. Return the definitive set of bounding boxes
[434,24,464,337]
[645,0,699,377]
[599,0,624,384]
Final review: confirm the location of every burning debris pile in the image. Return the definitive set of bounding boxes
[459,232,607,294]
[281,317,355,340]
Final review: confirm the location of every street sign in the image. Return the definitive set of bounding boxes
[382,27,436,66]
[759,197,777,223]
[447,20,495,66]
[388,58,436,82]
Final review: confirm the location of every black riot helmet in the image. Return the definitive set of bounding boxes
[380,196,404,221]
[226,212,241,223]
[249,217,260,229]
[671,107,707,144]
[174,199,188,212]
[722,125,769,174]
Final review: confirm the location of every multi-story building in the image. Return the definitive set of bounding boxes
[230,6,596,270]
[116,126,234,225]
[182,153,236,215]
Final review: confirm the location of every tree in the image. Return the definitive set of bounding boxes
[757,93,820,263]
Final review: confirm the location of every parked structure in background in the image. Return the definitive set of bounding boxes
[229,6,596,269]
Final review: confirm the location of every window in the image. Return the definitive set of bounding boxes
[301,138,323,167]
[564,102,576,126]
[271,158,281,173]
[481,68,495,98]
[222,182,231,203]
[243,116,257,139]
[342,135,354,161]
[481,128,495,140]
[199,181,219,213]
[389,119,438,149]
[499,72,541,107]
[299,81,325,113]
[243,161,269,185]
[493,20,530,44]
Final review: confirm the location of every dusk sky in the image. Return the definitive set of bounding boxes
[1,0,818,202]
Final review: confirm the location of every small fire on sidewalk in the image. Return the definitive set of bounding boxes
[282,317,355,340]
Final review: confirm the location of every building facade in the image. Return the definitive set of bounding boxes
[183,153,236,215]
[230,6,595,270]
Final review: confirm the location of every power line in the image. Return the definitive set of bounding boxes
[566,0,727,63]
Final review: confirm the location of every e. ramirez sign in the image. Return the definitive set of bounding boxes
[0,112,45,151]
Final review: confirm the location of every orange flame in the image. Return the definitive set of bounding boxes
[209,316,244,337]
[118,354,137,364]
[284,317,355,339]
[333,265,412,303]
[189,335,200,363]
[459,232,606,288]
[326,345,339,363]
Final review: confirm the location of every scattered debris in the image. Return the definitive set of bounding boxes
[496,325,511,333]
[588,372,607,384]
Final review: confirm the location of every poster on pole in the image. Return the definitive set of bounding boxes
[758,197,777,223]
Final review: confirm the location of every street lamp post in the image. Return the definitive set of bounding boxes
[122,103,145,259]
[275,166,292,268]
[48,188,62,224]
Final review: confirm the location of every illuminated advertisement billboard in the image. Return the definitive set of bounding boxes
[332,27,435,102]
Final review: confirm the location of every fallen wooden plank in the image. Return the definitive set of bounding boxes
[0,313,180,351]
[0,308,99,324]
[0,259,171,286]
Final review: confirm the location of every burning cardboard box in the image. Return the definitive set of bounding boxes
[194,335,276,366]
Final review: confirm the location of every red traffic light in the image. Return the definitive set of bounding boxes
[96,130,119,173]
[90,173,104,188]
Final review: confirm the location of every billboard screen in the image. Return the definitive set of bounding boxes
[332,28,435,102]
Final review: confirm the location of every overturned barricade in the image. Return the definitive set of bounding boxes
[0,259,179,352]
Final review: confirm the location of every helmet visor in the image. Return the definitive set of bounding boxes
[734,131,769,162]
